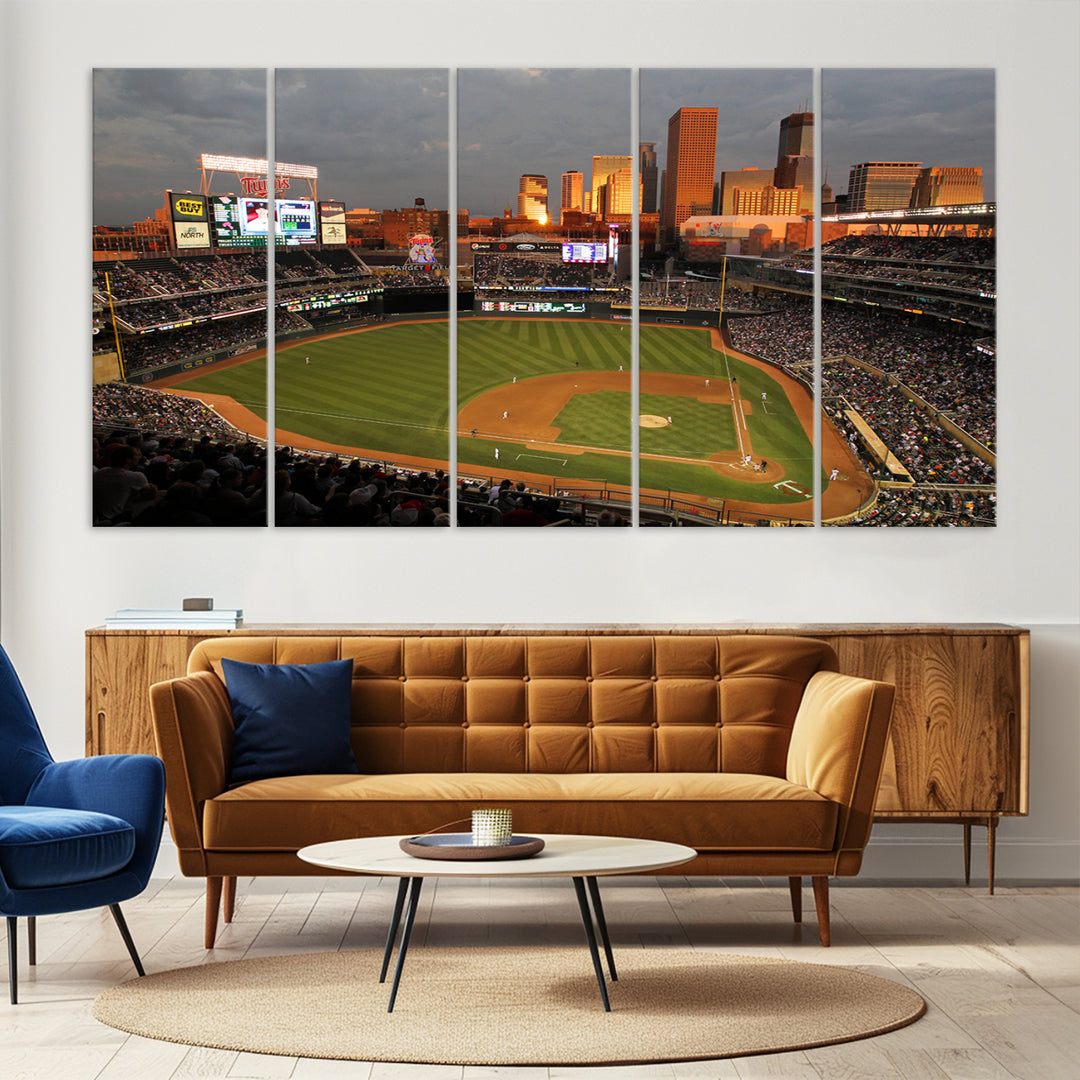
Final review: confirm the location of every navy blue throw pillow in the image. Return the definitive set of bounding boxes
[222,657,358,786]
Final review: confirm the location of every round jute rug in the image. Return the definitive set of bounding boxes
[92,947,925,1066]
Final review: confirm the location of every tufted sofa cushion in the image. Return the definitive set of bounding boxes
[186,634,839,778]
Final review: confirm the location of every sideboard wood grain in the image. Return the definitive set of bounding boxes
[86,623,1028,887]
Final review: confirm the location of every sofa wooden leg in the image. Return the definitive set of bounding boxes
[812,876,831,946]
[223,876,237,923]
[205,877,223,949]
[788,877,803,923]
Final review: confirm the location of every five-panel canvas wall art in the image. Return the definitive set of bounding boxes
[92,68,995,528]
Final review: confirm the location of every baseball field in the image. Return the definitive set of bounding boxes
[155,317,869,518]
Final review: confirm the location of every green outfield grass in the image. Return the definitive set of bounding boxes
[457,320,813,502]
[176,322,451,460]
[171,318,814,503]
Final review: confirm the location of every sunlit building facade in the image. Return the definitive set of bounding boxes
[517,174,548,223]
[560,170,583,223]
[731,184,803,216]
[910,166,984,207]
[661,107,718,246]
[591,154,631,204]
[847,161,924,211]
[719,167,773,214]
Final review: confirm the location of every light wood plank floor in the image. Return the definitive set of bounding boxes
[2,875,1077,1080]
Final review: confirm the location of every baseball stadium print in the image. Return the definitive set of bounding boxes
[91,67,995,528]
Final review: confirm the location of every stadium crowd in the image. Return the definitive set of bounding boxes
[474,255,614,292]
[90,239,996,527]
[822,362,994,486]
[108,309,311,375]
[93,383,236,440]
[842,486,995,527]
[821,234,995,265]
[725,293,996,510]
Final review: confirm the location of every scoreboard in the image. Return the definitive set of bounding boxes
[561,242,608,263]
[284,288,378,315]
[209,195,318,247]
[480,300,586,314]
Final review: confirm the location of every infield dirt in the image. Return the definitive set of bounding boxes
[151,320,873,522]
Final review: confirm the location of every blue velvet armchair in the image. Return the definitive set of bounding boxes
[0,644,165,1003]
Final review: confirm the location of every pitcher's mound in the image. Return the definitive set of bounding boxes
[639,414,670,428]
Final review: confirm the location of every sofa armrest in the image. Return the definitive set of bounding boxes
[786,669,896,872]
[149,671,234,872]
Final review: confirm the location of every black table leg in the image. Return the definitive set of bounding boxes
[585,876,617,981]
[572,876,611,1011]
[386,877,423,1013]
[379,877,411,983]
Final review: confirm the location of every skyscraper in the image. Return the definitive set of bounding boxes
[718,167,774,214]
[776,111,813,161]
[596,167,635,218]
[846,162,924,212]
[639,142,658,213]
[661,107,718,246]
[774,112,814,212]
[560,170,583,223]
[517,174,548,223]
[910,166,984,207]
[592,155,632,203]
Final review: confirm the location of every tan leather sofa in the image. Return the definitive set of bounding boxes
[149,632,895,948]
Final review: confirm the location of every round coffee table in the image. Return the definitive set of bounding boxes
[298,833,696,1011]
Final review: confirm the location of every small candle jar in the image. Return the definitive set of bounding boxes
[471,808,512,846]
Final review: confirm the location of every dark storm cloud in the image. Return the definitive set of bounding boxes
[275,70,449,210]
[823,69,995,198]
[94,68,449,224]
[93,69,266,226]
[93,65,995,226]
[457,68,631,218]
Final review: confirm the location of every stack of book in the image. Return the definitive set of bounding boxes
[104,608,244,630]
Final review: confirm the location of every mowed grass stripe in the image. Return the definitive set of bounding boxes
[173,319,812,502]
[178,356,269,408]
[177,324,450,459]
[553,391,632,453]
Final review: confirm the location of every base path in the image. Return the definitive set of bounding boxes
[708,330,874,520]
[458,369,741,444]
[147,320,873,522]
[458,369,774,486]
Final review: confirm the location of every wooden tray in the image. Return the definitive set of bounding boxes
[399,833,545,861]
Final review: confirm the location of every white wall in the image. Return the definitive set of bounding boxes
[1,0,1077,883]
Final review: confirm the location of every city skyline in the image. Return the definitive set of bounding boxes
[93,67,994,228]
[457,69,631,222]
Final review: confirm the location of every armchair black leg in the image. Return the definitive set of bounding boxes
[28,916,36,966]
[7,916,18,1005]
[108,904,146,977]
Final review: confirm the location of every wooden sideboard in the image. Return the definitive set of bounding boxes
[86,623,1029,889]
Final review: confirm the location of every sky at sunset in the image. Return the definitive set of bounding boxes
[93,67,994,226]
